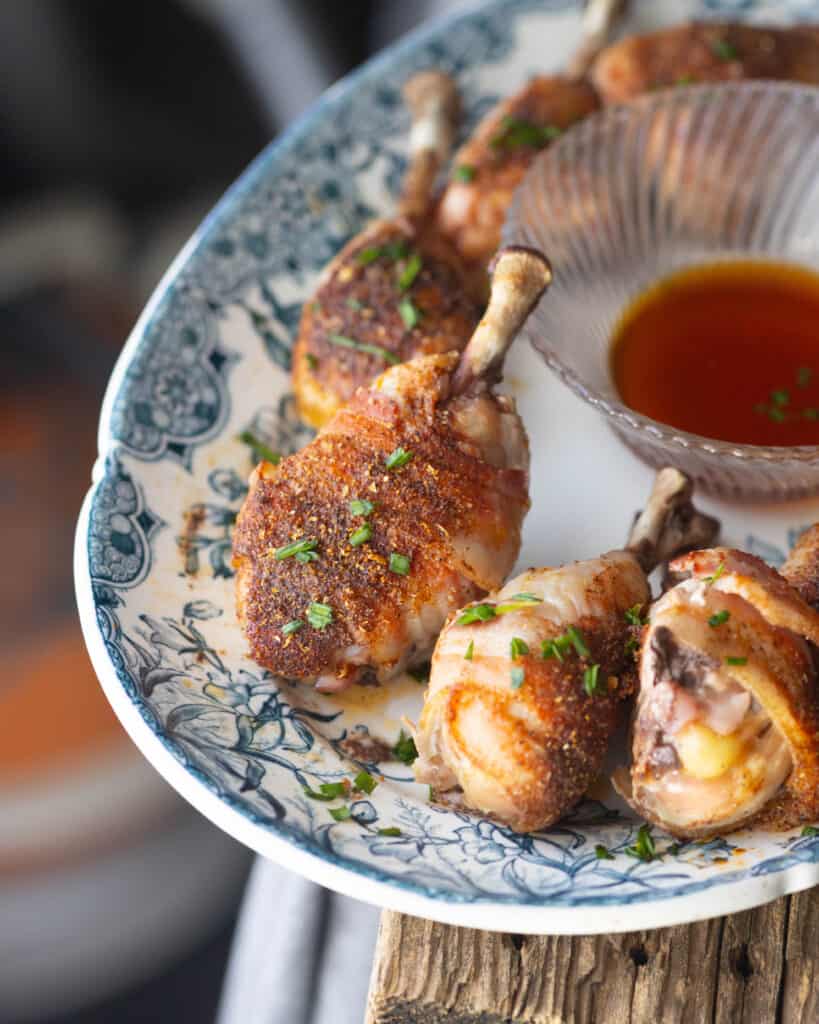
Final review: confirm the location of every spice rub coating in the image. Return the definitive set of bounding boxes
[592,22,819,103]
[234,352,529,689]
[292,221,481,430]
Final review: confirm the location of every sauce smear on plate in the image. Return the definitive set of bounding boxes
[611,260,819,447]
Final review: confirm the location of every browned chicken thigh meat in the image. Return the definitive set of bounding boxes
[234,248,551,692]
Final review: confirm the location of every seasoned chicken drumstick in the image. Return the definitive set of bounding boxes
[592,21,819,104]
[293,71,481,429]
[435,0,624,274]
[620,535,819,840]
[234,247,551,691]
[413,468,719,833]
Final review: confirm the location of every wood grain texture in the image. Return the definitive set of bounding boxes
[366,890,819,1024]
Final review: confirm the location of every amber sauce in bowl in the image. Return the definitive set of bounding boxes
[611,260,819,448]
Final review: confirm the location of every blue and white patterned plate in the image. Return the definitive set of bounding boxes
[75,0,819,934]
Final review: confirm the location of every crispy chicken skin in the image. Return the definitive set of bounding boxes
[435,76,599,271]
[414,553,648,833]
[234,352,528,690]
[292,222,481,429]
[592,22,819,104]
[621,546,819,839]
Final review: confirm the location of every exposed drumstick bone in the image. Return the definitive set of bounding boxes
[451,245,552,394]
[397,71,461,220]
[626,467,720,574]
[567,0,629,78]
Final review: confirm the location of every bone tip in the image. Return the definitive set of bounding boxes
[490,245,553,300]
[402,70,460,119]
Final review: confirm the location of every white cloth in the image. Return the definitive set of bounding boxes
[218,859,380,1024]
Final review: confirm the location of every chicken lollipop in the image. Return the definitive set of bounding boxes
[620,535,819,840]
[234,247,551,691]
[434,0,624,274]
[591,22,819,104]
[413,467,718,833]
[293,71,482,429]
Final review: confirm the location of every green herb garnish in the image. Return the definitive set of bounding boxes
[378,827,403,837]
[464,640,474,661]
[275,537,318,562]
[771,389,790,407]
[491,116,561,150]
[398,296,421,330]
[708,610,730,628]
[329,806,352,822]
[306,353,319,370]
[454,164,476,182]
[625,824,657,862]
[495,593,542,613]
[457,603,497,625]
[583,663,604,697]
[595,844,615,860]
[307,602,333,630]
[357,247,382,265]
[801,825,819,838]
[393,729,418,765]
[566,625,590,658]
[328,333,399,365]
[282,619,304,637]
[625,604,647,627]
[712,38,738,61]
[385,447,413,470]
[542,633,572,661]
[389,552,411,576]
[349,522,373,547]
[725,656,748,666]
[239,430,280,465]
[303,781,348,801]
[510,637,529,660]
[510,665,525,690]
[397,252,423,291]
[704,562,726,585]
[354,771,378,795]
[349,498,374,517]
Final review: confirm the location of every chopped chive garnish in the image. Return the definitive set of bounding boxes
[769,407,786,423]
[304,781,347,801]
[239,430,280,464]
[378,827,402,837]
[385,447,413,470]
[306,353,319,370]
[566,625,590,658]
[389,552,411,576]
[398,296,421,330]
[804,408,819,420]
[704,562,726,585]
[801,825,819,837]
[346,297,363,310]
[453,164,476,182]
[725,656,748,666]
[275,537,318,561]
[464,640,474,661]
[510,637,529,659]
[708,610,730,628]
[495,592,542,613]
[354,770,377,795]
[307,602,333,629]
[397,252,422,291]
[542,634,572,661]
[328,333,400,364]
[349,498,374,517]
[712,38,738,61]
[491,116,562,150]
[625,604,647,627]
[282,619,304,637]
[357,246,382,265]
[510,665,525,690]
[771,389,790,407]
[595,844,615,860]
[349,522,373,547]
[408,662,430,683]
[457,603,497,625]
[329,806,352,822]
[385,239,410,261]
[583,663,604,697]
[393,729,418,765]
[798,367,813,389]
[625,824,657,862]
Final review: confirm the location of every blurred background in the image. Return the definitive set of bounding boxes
[1,1,460,1021]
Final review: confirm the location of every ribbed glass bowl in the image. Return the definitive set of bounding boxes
[505,82,819,500]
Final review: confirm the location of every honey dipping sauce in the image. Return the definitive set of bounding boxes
[610,260,819,447]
